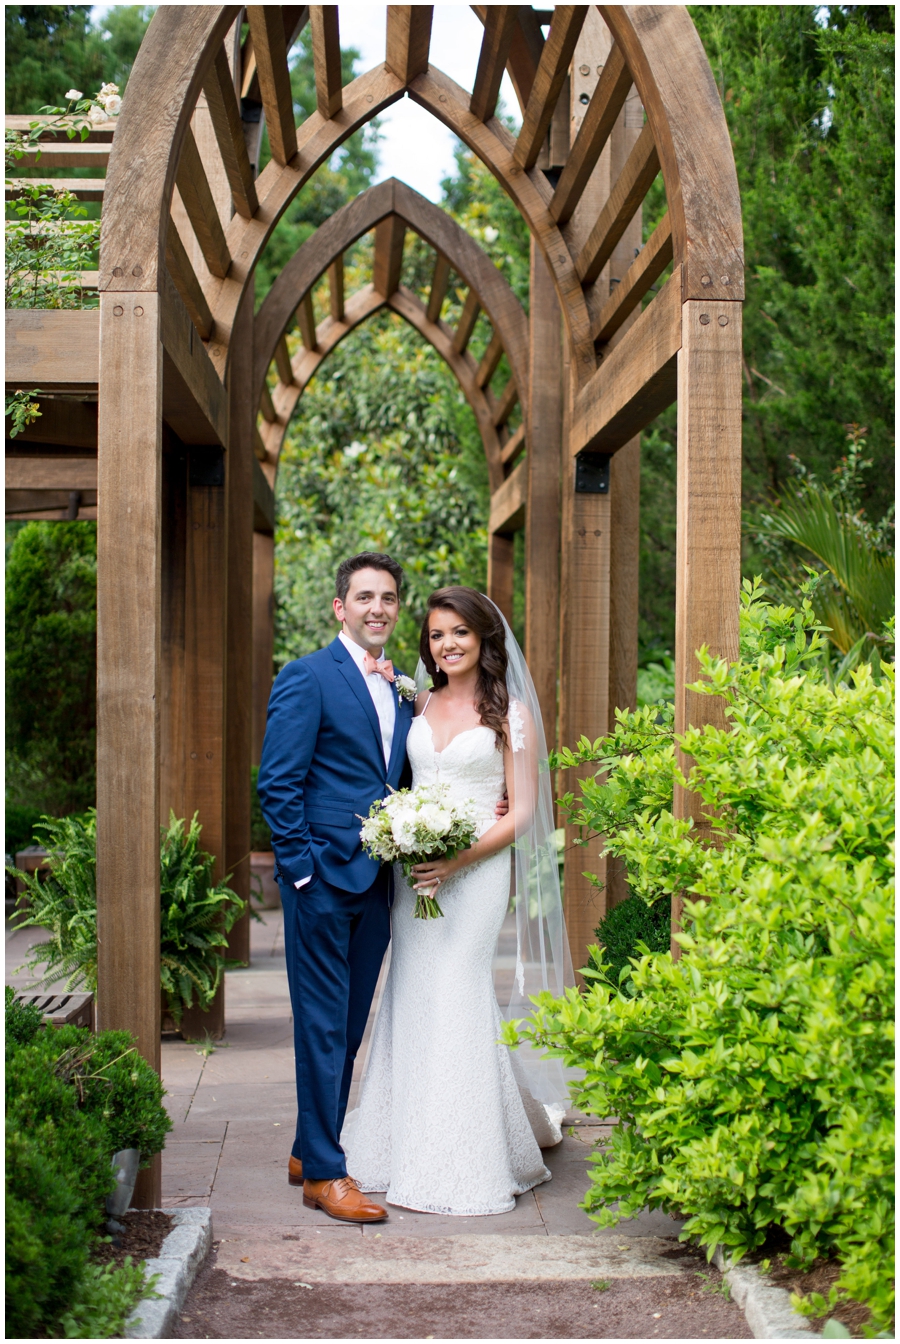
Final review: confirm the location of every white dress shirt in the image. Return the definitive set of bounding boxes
[295,632,396,890]
[338,630,397,767]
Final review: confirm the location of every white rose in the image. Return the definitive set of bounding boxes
[483,226,499,243]
[418,804,451,836]
[102,94,122,116]
[99,82,119,97]
[65,89,83,102]
[88,105,107,124]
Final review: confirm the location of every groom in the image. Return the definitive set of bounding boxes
[257,552,413,1224]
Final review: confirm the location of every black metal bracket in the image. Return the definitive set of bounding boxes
[575,452,610,494]
[189,445,225,487]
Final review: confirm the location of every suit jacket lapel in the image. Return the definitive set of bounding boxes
[330,638,384,763]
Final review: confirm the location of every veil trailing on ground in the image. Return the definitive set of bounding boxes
[416,598,575,1128]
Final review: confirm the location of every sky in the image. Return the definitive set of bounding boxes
[91,3,524,203]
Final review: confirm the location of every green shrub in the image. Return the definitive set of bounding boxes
[9,809,246,1026]
[591,893,671,989]
[5,992,170,1338]
[518,582,894,1335]
[5,985,44,1050]
[5,800,43,856]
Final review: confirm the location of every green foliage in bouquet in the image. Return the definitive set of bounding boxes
[520,582,894,1334]
[9,810,246,1027]
[5,989,168,1338]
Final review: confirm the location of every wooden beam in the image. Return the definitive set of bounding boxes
[373,214,406,298]
[469,5,519,122]
[246,5,298,166]
[488,458,526,534]
[385,6,434,84]
[426,252,451,324]
[493,376,519,427]
[14,141,110,169]
[475,330,504,389]
[203,42,260,220]
[5,112,116,141]
[175,126,232,279]
[296,291,318,350]
[514,6,588,170]
[310,6,343,119]
[253,424,268,462]
[6,457,98,490]
[571,266,682,457]
[159,268,229,446]
[5,309,99,388]
[575,121,660,285]
[453,288,480,354]
[551,42,631,224]
[274,335,294,386]
[327,256,344,320]
[6,178,105,201]
[593,212,673,344]
[4,397,97,449]
[253,455,276,532]
[165,220,215,340]
[500,422,525,468]
[259,380,277,423]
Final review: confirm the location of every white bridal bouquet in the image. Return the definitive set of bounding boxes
[359,784,480,919]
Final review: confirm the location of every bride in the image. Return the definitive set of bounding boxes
[342,587,573,1216]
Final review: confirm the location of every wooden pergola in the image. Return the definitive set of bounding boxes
[6,5,743,1204]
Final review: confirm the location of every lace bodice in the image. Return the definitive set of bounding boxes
[407,714,506,828]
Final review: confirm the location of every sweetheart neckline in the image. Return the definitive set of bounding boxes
[414,713,492,756]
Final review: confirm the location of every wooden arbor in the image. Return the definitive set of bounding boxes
[6,5,743,1202]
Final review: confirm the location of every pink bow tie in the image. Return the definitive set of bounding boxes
[363,651,394,682]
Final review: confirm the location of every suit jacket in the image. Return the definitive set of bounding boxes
[257,636,415,893]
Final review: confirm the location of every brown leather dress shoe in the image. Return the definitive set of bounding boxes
[288,1155,303,1186]
[303,1176,388,1223]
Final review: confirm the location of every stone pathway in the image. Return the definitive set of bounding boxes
[6,908,752,1338]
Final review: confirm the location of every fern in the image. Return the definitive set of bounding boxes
[8,810,246,1025]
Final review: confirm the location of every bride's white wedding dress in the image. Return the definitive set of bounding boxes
[341,706,561,1216]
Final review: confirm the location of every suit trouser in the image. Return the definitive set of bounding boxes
[279,868,391,1180]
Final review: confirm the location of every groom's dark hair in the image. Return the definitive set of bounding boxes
[335,552,404,603]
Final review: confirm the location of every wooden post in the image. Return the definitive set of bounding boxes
[671,299,742,948]
[223,281,255,966]
[557,11,615,973]
[525,241,563,746]
[96,291,163,1207]
[171,445,228,1040]
[252,530,275,765]
[487,533,515,625]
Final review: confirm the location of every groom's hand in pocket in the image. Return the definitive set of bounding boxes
[494,793,509,820]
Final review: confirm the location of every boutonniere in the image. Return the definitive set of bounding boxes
[395,675,418,703]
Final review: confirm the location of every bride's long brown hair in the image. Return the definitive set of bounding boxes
[419,588,509,749]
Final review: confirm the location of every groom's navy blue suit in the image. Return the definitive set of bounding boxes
[257,636,414,1179]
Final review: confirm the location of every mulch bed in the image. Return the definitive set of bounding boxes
[763,1255,873,1337]
[92,1209,174,1271]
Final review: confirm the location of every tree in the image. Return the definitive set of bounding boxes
[6,522,97,816]
[4,6,154,113]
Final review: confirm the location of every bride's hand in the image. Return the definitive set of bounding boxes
[411,853,467,891]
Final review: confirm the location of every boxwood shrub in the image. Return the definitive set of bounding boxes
[5,989,171,1338]
[516,582,894,1335]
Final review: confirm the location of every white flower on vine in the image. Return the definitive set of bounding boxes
[88,105,107,124]
[483,226,499,243]
[65,89,83,102]
[99,83,119,97]
[102,94,122,116]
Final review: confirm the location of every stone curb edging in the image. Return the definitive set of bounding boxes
[713,1245,820,1339]
[125,1207,212,1339]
